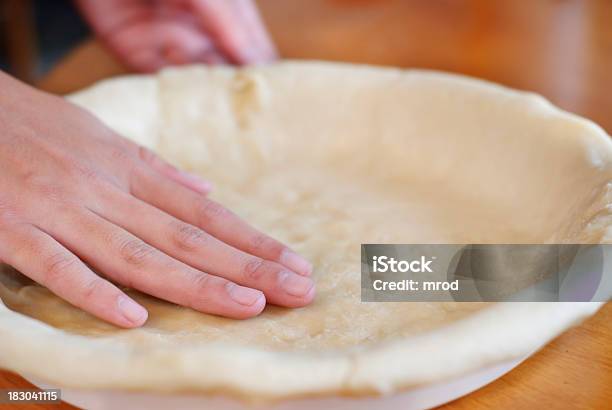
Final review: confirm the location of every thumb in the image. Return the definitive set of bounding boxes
[190,0,277,64]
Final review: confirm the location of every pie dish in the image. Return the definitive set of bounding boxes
[0,62,610,401]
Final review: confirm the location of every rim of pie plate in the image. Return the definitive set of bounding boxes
[0,62,610,401]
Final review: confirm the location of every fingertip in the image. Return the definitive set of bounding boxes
[274,281,316,309]
[224,282,267,318]
[280,249,313,276]
[301,283,316,305]
[276,271,316,308]
[117,295,149,327]
[232,293,267,320]
[250,293,267,316]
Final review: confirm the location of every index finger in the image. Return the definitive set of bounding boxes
[131,165,313,277]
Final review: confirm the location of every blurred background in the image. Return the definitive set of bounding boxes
[0,0,88,80]
[0,0,611,132]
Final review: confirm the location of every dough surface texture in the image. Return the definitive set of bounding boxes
[0,62,609,399]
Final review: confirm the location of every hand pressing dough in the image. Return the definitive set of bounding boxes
[0,62,610,400]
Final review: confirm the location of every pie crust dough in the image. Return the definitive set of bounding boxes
[0,62,610,400]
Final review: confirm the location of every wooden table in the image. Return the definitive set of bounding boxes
[3,0,611,408]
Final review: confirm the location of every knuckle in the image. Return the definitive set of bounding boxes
[171,222,208,252]
[188,273,221,309]
[23,173,77,207]
[34,182,68,204]
[109,145,135,165]
[109,146,139,182]
[71,163,102,183]
[118,238,156,267]
[42,252,79,284]
[138,145,176,174]
[242,257,266,280]
[197,200,230,225]
[137,146,158,165]
[80,278,106,301]
[191,272,212,292]
[74,166,118,194]
[250,234,267,251]
[249,234,284,259]
[64,159,118,194]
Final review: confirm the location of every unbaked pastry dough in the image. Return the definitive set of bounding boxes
[0,62,610,400]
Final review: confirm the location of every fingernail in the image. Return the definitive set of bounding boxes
[182,172,213,194]
[280,272,314,297]
[118,296,148,325]
[280,250,313,276]
[226,283,264,306]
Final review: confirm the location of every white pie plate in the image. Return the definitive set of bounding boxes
[27,354,527,410]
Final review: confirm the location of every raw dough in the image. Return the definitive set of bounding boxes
[0,62,609,399]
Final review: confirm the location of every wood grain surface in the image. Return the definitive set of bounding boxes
[3,0,611,409]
